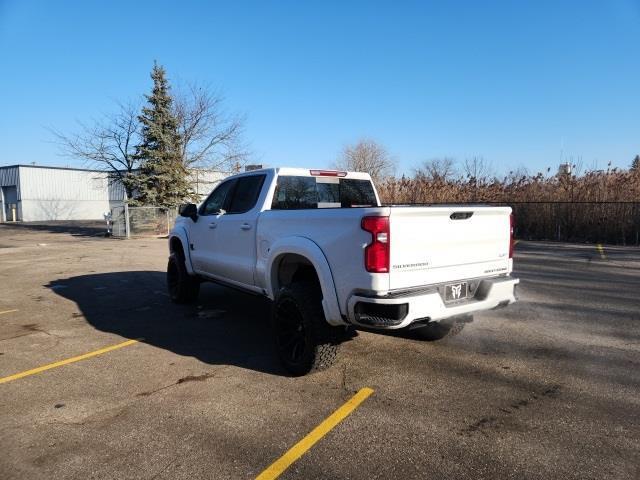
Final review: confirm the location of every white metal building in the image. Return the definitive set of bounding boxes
[188,168,227,201]
[0,165,227,222]
[0,165,125,222]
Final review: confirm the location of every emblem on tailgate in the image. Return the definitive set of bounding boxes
[483,267,507,274]
[392,261,430,271]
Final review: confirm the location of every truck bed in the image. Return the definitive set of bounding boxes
[257,204,513,316]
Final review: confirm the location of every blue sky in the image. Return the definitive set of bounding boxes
[1,0,639,176]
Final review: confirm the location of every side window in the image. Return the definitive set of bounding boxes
[199,180,235,215]
[226,175,266,214]
[271,176,317,209]
[340,179,377,207]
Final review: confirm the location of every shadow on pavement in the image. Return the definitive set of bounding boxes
[47,270,289,376]
[2,221,107,237]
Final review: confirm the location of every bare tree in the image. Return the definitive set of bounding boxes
[415,157,457,182]
[334,139,395,183]
[173,83,249,172]
[461,156,494,201]
[51,82,249,198]
[462,156,493,183]
[50,101,140,197]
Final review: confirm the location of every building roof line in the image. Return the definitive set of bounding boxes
[0,164,232,174]
[0,164,113,173]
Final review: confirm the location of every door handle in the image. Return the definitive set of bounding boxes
[240,223,252,230]
[208,222,217,229]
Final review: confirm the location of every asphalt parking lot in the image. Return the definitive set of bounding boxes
[1,222,639,480]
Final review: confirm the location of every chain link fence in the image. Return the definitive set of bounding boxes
[109,201,640,245]
[509,202,640,245]
[385,201,640,245]
[111,206,177,238]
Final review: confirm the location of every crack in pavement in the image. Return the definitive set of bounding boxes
[461,384,562,436]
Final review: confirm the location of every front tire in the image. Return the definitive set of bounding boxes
[272,282,341,376]
[167,253,200,304]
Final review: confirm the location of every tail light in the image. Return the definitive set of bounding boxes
[361,216,390,273]
[509,214,515,258]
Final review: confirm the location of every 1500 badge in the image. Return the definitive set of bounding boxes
[483,267,507,274]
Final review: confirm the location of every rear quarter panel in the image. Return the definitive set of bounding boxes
[256,207,391,315]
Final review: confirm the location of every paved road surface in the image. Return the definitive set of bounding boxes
[1,223,638,479]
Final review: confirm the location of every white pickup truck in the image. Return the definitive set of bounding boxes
[168,168,518,375]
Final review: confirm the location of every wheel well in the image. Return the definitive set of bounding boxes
[275,254,321,294]
[170,237,185,258]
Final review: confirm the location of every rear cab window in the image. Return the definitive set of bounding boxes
[271,175,377,209]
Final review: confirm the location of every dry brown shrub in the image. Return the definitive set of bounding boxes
[377,168,640,244]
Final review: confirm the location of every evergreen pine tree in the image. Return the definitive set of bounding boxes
[133,63,192,207]
[631,155,640,173]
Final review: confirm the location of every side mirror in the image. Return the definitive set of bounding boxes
[178,203,198,221]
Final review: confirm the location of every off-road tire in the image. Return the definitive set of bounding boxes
[167,252,200,304]
[272,282,341,376]
[411,319,466,341]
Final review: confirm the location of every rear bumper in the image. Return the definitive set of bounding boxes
[346,276,519,329]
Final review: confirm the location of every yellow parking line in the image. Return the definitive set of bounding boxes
[256,387,374,480]
[0,309,19,316]
[0,339,139,385]
[596,244,606,260]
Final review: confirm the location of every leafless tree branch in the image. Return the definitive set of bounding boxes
[334,139,396,183]
[173,82,249,172]
[462,156,494,183]
[415,157,458,182]
[49,101,141,195]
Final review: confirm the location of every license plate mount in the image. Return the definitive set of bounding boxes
[444,282,468,302]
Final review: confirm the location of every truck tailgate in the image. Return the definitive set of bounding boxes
[388,206,512,291]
